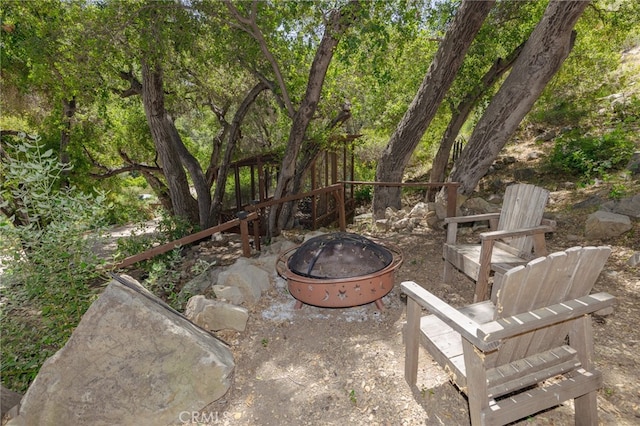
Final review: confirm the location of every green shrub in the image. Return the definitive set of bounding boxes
[547,127,636,180]
[529,99,589,127]
[355,185,373,204]
[0,137,110,392]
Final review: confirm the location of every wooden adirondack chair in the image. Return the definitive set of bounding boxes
[402,246,615,426]
[443,183,556,302]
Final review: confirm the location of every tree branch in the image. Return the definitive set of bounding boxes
[0,130,39,141]
[83,145,162,179]
[115,70,143,97]
[224,0,295,118]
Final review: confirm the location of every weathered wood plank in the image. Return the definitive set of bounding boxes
[404,297,421,387]
[482,369,602,426]
[420,316,467,387]
[496,184,549,255]
[487,345,580,398]
[401,281,498,351]
[479,293,616,342]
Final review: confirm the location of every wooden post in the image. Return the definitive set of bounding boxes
[237,211,251,257]
[333,185,346,231]
[251,202,261,252]
[258,159,266,202]
[311,160,317,229]
[404,295,421,387]
[250,164,256,202]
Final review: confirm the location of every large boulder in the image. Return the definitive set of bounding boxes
[601,193,640,218]
[585,210,632,239]
[7,276,234,426]
[626,151,640,175]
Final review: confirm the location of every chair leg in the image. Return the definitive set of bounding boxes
[404,297,421,387]
[474,239,494,302]
[574,391,598,426]
[443,260,454,284]
[570,317,599,425]
[462,339,490,425]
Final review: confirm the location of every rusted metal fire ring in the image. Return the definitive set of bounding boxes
[276,233,403,310]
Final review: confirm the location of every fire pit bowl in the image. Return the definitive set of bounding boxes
[276,232,403,309]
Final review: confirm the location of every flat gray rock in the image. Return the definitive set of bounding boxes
[7,276,234,426]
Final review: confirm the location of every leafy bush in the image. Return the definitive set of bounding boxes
[0,137,110,392]
[354,185,373,204]
[547,127,636,180]
[145,248,184,309]
[529,99,590,127]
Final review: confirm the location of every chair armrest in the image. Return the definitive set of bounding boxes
[445,213,502,244]
[478,292,616,342]
[401,281,499,351]
[402,281,616,351]
[445,213,500,224]
[479,225,555,241]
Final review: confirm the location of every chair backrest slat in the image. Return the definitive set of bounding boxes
[496,184,550,256]
[492,246,610,365]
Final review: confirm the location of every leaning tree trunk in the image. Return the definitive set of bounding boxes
[448,0,588,196]
[166,118,213,228]
[141,60,200,225]
[373,0,495,219]
[267,2,362,236]
[209,81,268,225]
[284,103,353,229]
[430,41,524,186]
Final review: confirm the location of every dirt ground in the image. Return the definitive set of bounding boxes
[173,192,639,426]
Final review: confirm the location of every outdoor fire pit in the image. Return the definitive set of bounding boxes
[276,232,403,310]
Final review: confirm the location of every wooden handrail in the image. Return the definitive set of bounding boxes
[245,183,347,232]
[111,211,259,269]
[341,180,459,188]
[111,180,456,269]
[245,183,344,211]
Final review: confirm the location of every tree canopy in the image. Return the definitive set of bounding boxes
[2,0,638,233]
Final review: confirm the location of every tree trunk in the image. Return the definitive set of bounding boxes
[141,60,200,225]
[267,1,362,236]
[209,81,268,224]
[284,103,353,228]
[449,0,587,196]
[166,117,213,228]
[373,0,495,219]
[430,42,524,186]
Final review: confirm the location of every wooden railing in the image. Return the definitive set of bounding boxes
[245,183,347,231]
[112,211,260,269]
[112,181,459,268]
